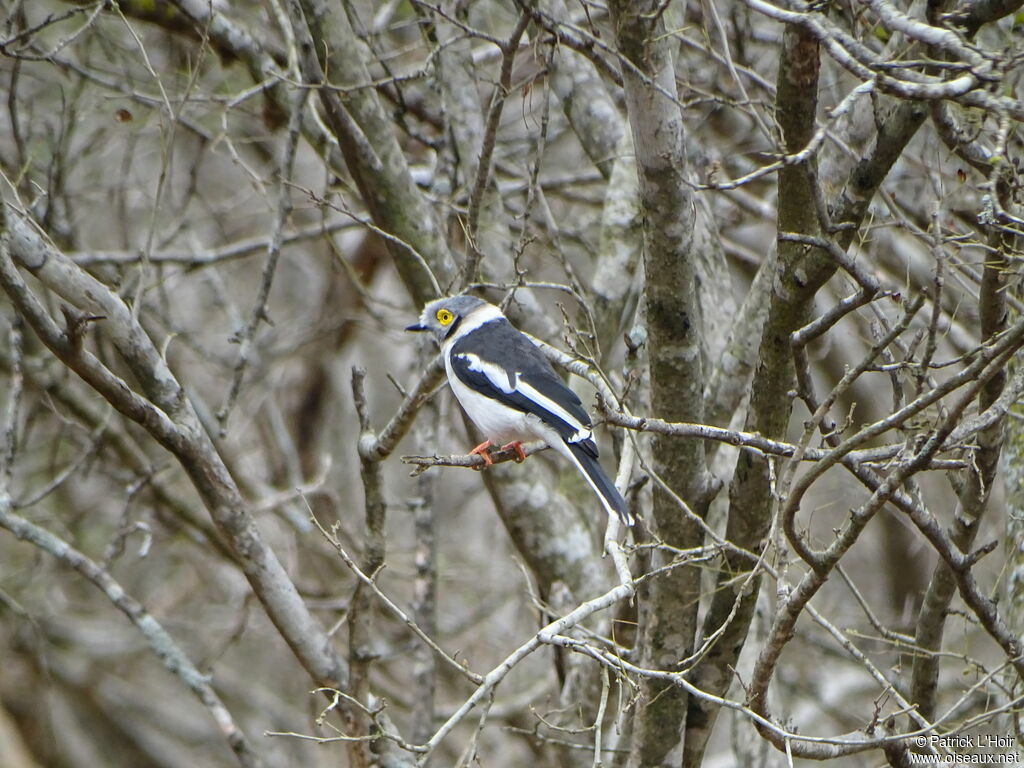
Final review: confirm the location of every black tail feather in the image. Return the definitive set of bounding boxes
[566,441,633,526]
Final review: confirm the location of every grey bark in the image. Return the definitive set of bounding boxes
[606,3,716,765]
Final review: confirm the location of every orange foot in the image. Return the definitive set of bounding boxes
[468,440,493,470]
[500,441,527,463]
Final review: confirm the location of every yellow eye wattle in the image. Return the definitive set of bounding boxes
[436,309,454,325]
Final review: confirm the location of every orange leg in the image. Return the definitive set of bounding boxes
[468,440,494,469]
[500,441,527,463]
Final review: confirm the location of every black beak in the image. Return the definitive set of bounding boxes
[405,323,426,332]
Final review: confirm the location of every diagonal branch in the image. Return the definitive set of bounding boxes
[0,497,265,768]
[0,203,348,690]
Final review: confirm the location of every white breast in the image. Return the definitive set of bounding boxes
[445,352,560,447]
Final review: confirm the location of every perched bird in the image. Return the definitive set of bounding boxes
[406,295,632,526]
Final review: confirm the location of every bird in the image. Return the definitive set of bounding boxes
[406,295,632,526]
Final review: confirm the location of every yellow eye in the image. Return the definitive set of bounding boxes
[436,308,454,325]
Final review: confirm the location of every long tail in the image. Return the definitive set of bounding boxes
[561,441,633,526]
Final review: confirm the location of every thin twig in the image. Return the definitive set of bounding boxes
[217,86,309,433]
[309,505,483,686]
[0,499,266,768]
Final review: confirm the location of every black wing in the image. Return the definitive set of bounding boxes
[449,319,597,455]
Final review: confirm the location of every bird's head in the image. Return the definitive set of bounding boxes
[405,295,492,344]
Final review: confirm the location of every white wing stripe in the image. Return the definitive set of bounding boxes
[453,352,515,394]
[516,380,591,442]
[454,353,592,442]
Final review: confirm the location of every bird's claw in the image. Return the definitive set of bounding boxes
[500,441,527,463]
[468,440,494,470]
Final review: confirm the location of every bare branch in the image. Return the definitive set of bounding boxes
[0,498,265,768]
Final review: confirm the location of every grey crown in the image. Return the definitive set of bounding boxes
[407,295,487,343]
